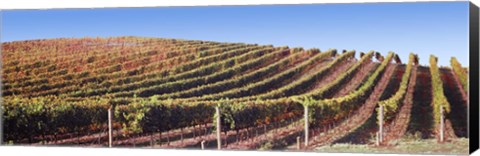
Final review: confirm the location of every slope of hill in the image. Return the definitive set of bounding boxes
[0,37,469,154]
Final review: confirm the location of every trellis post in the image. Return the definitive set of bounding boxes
[296,136,301,150]
[440,106,445,142]
[379,105,384,144]
[108,108,113,148]
[304,105,309,146]
[216,107,222,149]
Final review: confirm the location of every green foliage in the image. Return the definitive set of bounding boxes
[377,53,416,123]
[115,97,215,135]
[2,96,109,141]
[307,50,375,99]
[6,43,246,97]
[211,97,303,132]
[292,95,317,124]
[429,55,451,124]
[159,48,310,99]
[77,45,264,97]
[450,57,468,92]
[213,99,236,132]
[123,47,288,98]
[256,50,355,99]
[198,49,337,100]
[310,52,394,125]
[4,37,462,147]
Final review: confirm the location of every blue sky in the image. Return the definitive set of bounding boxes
[1,2,470,66]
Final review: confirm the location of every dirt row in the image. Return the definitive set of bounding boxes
[304,63,397,149]
[382,65,418,144]
[332,61,378,98]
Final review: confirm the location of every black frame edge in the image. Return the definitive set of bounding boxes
[469,1,479,154]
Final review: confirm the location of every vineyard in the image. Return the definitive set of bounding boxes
[0,37,469,154]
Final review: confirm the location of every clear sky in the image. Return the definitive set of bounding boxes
[1,2,470,66]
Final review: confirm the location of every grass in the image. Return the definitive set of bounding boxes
[314,138,469,155]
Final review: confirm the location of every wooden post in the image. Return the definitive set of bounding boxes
[216,107,222,150]
[77,131,80,144]
[246,128,250,140]
[264,125,267,139]
[204,123,208,137]
[193,125,196,139]
[150,134,154,148]
[201,140,206,150]
[440,106,445,142]
[133,134,137,147]
[199,124,202,137]
[376,132,380,146]
[108,108,113,148]
[236,130,239,143]
[312,128,315,137]
[167,131,170,145]
[180,128,184,145]
[224,130,228,146]
[379,105,384,143]
[296,136,301,150]
[304,105,309,147]
[159,132,162,145]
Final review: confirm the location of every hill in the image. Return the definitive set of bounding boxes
[0,37,469,154]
